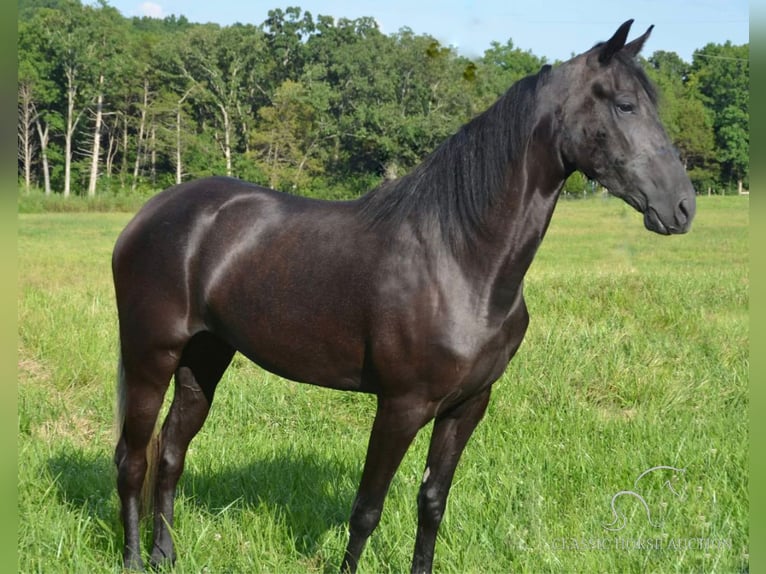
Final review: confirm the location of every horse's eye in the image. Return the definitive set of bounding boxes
[616,102,635,114]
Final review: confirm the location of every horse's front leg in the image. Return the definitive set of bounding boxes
[340,397,431,574]
[411,388,492,574]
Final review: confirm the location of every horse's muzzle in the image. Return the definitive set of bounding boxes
[644,196,695,235]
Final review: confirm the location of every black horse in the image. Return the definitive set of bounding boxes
[113,20,695,573]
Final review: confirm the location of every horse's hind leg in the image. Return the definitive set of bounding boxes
[411,388,491,574]
[150,332,235,569]
[115,352,178,572]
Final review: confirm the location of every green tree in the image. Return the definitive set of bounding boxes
[81,2,129,196]
[377,30,475,175]
[37,0,104,196]
[116,24,160,189]
[262,6,315,89]
[175,23,266,177]
[646,51,716,192]
[303,20,475,182]
[250,79,333,191]
[690,42,749,192]
[306,17,392,178]
[150,32,200,186]
[18,1,749,199]
[477,39,547,106]
[18,16,60,193]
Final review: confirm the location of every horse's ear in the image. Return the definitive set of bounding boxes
[598,19,634,64]
[622,25,654,58]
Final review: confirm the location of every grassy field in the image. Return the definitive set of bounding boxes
[18,195,748,573]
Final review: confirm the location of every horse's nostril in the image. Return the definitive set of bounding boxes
[675,199,689,226]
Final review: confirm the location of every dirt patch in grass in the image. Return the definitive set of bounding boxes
[18,347,51,385]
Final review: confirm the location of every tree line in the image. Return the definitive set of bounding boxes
[18,0,749,200]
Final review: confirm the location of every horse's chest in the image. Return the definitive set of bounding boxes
[448,288,530,389]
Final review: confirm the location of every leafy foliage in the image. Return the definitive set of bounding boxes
[17,2,749,198]
[689,42,749,191]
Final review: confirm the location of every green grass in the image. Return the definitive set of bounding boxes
[17,188,154,214]
[18,195,748,573]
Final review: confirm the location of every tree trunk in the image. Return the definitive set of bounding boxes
[105,114,118,180]
[237,101,250,154]
[18,84,35,193]
[175,106,183,185]
[174,86,194,185]
[64,105,73,197]
[120,113,129,187]
[150,121,157,185]
[63,68,79,198]
[218,103,233,177]
[87,73,105,197]
[270,141,279,189]
[34,118,51,195]
[132,78,149,190]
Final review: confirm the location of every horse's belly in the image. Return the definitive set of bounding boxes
[208,301,370,392]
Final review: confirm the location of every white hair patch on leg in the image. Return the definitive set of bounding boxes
[422,467,431,483]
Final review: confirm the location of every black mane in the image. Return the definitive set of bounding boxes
[358,67,549,253]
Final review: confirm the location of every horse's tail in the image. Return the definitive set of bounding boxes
[115,352,160,518]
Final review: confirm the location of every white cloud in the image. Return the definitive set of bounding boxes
[139,2,164,18]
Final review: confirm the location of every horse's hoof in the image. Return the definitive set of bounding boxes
[149,548,176,571]
[123,556,145,572]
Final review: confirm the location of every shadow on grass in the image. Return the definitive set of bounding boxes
[47,447,115,513]
[180,449,356,557]
[47,445,356,562]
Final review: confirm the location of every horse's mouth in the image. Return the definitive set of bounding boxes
[622,191,646,213]
[643,207,671,235]
[611,190,684,235]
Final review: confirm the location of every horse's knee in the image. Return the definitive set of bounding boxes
[349,500,382,538]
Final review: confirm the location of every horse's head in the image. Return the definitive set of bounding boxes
[557,20,695,234]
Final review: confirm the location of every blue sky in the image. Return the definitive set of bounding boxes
[95,0,749,63]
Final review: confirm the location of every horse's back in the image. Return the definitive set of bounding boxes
[113,176,333,279]
[114,177,283,255]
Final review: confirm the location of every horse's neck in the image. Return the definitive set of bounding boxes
[475,111,570,305]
